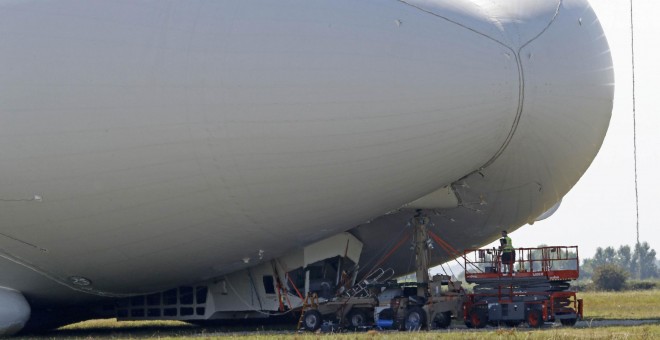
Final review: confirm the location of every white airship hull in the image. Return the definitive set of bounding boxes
[0,0,612,332]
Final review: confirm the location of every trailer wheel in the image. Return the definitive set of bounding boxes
[526,309,544,328]
[346,309,368,329]
[560,318,577,327]
[433,311,451,329]
[404,306,426,331]
[467,308,488,328]
[302,309,322,332]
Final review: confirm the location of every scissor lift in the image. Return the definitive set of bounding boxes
[462,246,583,328]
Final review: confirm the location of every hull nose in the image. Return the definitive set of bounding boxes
[454,0,614,228]
[506,0,614,195]
[354,0,614,273]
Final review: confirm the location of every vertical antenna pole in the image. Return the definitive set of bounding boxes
[629,0,642,279]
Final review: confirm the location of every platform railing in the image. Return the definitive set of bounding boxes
[463,246,579,279]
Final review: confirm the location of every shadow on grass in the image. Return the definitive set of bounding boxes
[39,325,200,339]
[21,318,660,339]
[22,319,298,339]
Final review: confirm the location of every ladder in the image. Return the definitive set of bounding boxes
[296,292,319,331]
[345,267,394,297]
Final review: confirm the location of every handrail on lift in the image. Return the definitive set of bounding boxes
[462,245,580,280]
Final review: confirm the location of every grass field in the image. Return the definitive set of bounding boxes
[581,289,660,319]
[46,323,660,340]
[41,289,659,339]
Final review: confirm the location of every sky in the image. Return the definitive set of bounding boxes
[506,0,660,258]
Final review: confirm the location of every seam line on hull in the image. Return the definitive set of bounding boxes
[480,0,563,170]
[395,0,562,173]
[0,232,47,252]
[0,249,134,298]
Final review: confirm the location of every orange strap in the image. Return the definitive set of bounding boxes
[286,273,304,300]
[428,230,480,270]
[362,233,411,282]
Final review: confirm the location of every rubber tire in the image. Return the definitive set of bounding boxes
[526,309,544,328]
[302,309,323,332]
[560,318,577,327]
[346,309,368,329]
[404,306,427,331]
[433,311,451,329]
[467,308,488,329]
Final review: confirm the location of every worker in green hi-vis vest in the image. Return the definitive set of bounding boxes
[499,230,515,274]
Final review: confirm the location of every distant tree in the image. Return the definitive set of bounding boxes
[582,246,616,279]
[581,242,658,280]
[630,242,659,279]
[593,246,616,266]
[616,245,632,272]
[580,259,595,279]
[592,264,628,291]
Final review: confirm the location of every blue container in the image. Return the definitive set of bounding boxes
[376,319,394,328]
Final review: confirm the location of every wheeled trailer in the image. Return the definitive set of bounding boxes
[299,294,379,331]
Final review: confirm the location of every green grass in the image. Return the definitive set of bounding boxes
[581,289,660,319]
[36,323,660,340]
[31,289,658,339]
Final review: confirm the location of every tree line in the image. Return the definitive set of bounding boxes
[581,241,658,280]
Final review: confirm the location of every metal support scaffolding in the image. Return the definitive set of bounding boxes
[411,212,431,297]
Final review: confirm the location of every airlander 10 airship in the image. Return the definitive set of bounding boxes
[0,0,613,334]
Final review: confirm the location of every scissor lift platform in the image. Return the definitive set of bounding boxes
[461,246,582,328]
